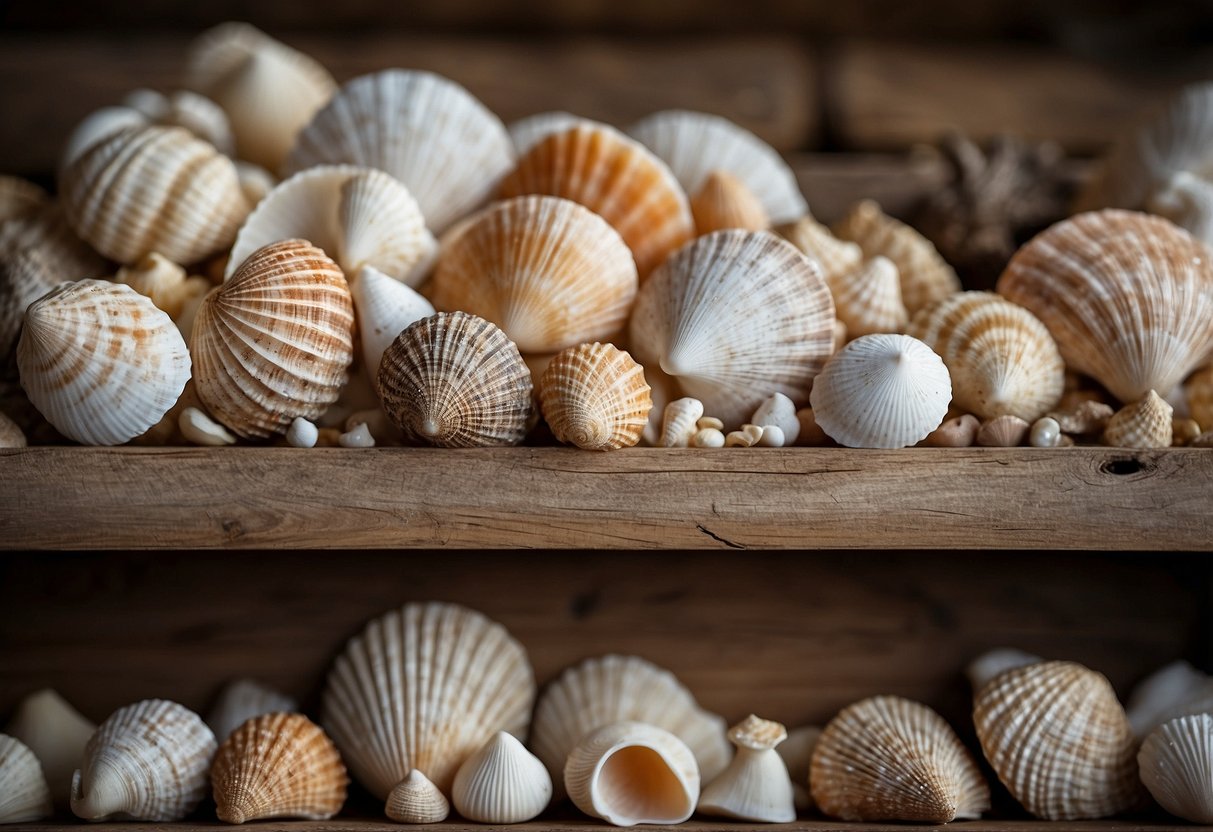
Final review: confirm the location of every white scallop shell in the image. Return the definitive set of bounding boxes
[452,731,552,823]
[508,111,602,156]
[205,678,298,743]
[0,734,53,823]
[1138,713,1213,824]
[350,265,435,380]
[698,715,795,822]
[5,689,95,807]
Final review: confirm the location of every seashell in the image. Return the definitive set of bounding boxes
[1104,389,1173,448]
[1049,399,1114,435]
[192,239,355,438]
[61,125,249,265]
[794,407,832,446]
[377,312,532,447]
[350,265,434,381]
[908,291,1064,421]
[832,200,960,315]
[287,69,513,234]
[629,230,835,428]
[691,427,725,447]
[0,411,26,448]
[206,678,298,744]
[429,195,637,353]
[323,601,536,802]
[0,734,53,823]
[18,280,191,445]
[659,397,704,448]
[338,422,375,447]
[923,413,980,447]
[499,123,693,278]
[976,414,1030,447]
[776,726,821,812]
[698,416,724,431]
[1029,416,1063,447]
[0,203,106,285]
[1138,713,1213,824]
[811,695,988,823]
[629,109,807,225]
[753,392,799,445]
[1126,660,1213,738]
[690,170,769,235]
[71,699,217,821]
[725,424,764,447]
[776,214,864,285]
[1192,430,1213,447]
[179,407,236,446]
[386,769,450,823]
[186,22,337,170]
[113,253,212,335]
[1187,364,1213,430]
[531,654,729,798]
[998,210,1213,403]
[226,165,437,288]
[539,342,651,450]
[973,660,1143,820]
[212,712,348,823]
[508,111,600,156]
[698,715,795,822]
[810,334,952,449]
[1173,417,1202,445]
[286,417,319,448]
[236,162,277,206]
[452,731,552,823]
[966,648,1043,691]
[0,248,57,363]
[122,88,236,156]
[0,176,48,223]
[564,721,700,826]
[833,317,849,354]
[60,106,158,171]
[828,255,908,339]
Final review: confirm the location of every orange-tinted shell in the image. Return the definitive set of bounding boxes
[539,342,651,450]
[691,170,769,235]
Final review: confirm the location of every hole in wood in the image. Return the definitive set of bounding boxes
[1101,457,1143,476]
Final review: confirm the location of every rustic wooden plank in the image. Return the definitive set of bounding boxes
[792,152,948,223]
[1,447,1210,551]
[0,822,1199,832]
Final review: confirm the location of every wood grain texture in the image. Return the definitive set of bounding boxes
[1,447,1210,551]
[793,152,949,222]
[0,822,1200,832]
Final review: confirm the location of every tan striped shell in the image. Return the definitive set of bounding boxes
[0,734,52,823]
[690,170,769,235]
[1,247,57,362]
[777,214,863,284]
[386,770,449,823]
[1103,389,1173,448]
[539,342,651,450]
[829,256,908,338]
[1187,364,1213,430]
[1137,714,1213,824]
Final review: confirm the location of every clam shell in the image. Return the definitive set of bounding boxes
[690,170,769,235]
[508,111,601,156]
[698,715,795,822]
[539,342,651,450]
[0,734,53,823]
[659,397,704,448]
[206,678,299,744]
[386,769,450,823]
[0,410,26,448]
[776,726,821,811]
[1138,713,1213,824]
[71,699,216,822]
[966,648,1042,691]
[0,175,48,224]
[976,414,1030,447]
[1103,389,1173,449]
[350,265,435,381]
[830,255,908,338]
[452,731,552,824]
[1,247,57,363]
[776,214,864,285]
[1186,364,1213,430]
[5,690,95,807]
[1128,660,1213,738]
[113,252,211,324]
[429,195,637,353]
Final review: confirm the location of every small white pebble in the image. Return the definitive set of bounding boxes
[1029,416,1062,448]
[690,427,725,448]
[725,424,764,447]
[751,392,800,445]
[286,417,319,448]
[178,407,236,446]
[338,422,376,448]
[696,416,724,431]
[757,424,786,447]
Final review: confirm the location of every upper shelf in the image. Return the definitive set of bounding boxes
[1,447,1209,551]
[0,822,1200,832]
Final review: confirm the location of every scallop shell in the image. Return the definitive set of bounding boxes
[18,280,191,445]
[690,170,769,235]
[966,648,1042,691]
[830,255,908,338]
[323,601,536,802]
[973,660,1143,820]
[452,731,552,823]
[114,252,212,325]
[206,678,299,744]
[192,239,355,438]
[1186,364,1213,430]
[212,712,348,823]
[70,699,216,822]
[429,195,637,353]
[0,734,53,823]
[1138,713,1213,824]
[628,230,835,428]
[5,689,95,806]
[539,342,651,450]
[1127,660,1213,738]
[186,22,337,170]
[628,109,807,225]
[0,247,57,362]
[0,410,26,448]
[287,69,513,234]
[350,265,435,380]
[0,176,48,223]
[499,123,693,278]
[811,695,989,823]
[810,333,952,449]
[564,721,700,827]
[998,210,1213,403]
[658,397,704,448]
[531,654,730,800]
[386,769,450,823]
[1104,389,1173,448]
[508,111,601,155]
[976,414,1030,447]
[698,715,795,822]
[61,125,249,265]
[122,88,236,156]
[776,214,864,284]
[776,726,821,811]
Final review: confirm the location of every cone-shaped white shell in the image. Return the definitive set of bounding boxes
[0,734,53,823]
[698,715,795,822]
[1138,713,1213,824]
[658,397,704,447]
[452,731,552,823]
[386,769,450,823]
[5,689,95,807]
[1104,389,1173,448]
[206,678,299,744]
[1127,660,1213,738]
[508,111,602,155]
[777,726,821,811]
[539,342,651,450]
[751,392,800,446]
[350,265,435,380]
[966,648,1042,691]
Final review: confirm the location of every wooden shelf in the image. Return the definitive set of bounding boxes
[2,447,1209,551]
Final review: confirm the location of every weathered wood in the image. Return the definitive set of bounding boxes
[1,447,1210,551]
[792,152,949,222]
[0,823,1200,832]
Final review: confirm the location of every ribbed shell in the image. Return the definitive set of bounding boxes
[60,125,249,265]
[6,689,95,806]
[212,712,348,823]
[191,239,355,438]
[386,770,450,823]
[1,247,56,362]
[698,716,795,823]
[70,699,217,822]
[113,253,211,324]
[122,88,236,156]
[976,414,1030,447]
[508,111,601,155]
[0,203,106,284]
[966,648,1042,691]
[777,214,864,284]
[428,195,637,353]
[1104,389,1173,448]
[377,311,532,447]
[907,291,1064,421]
[809,333,952,449]
[1186,364,1213,430]
[286,70,513,234]
[322,601,536,799]
[997,210,1213,403]
[690,170,769,235]
[0,175,47,223]
[539,342,651,450]
[659,397,704,448]
[206,678,299,744]
[628,230,835,428]
[829,255,908,338]
[1138,713,1213,824]
[452,731,552,823]
[973,660,1143,820]
[60,106,151,172]
[17,280,191,446]
[811,696,989,823]
[498,123,693,278]
[0,411,26,448]
[628,109,808,225]
[350,265,435,380]
[0,734,53,823]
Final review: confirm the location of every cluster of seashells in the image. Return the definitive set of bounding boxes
[2,602,1211,826]
[3,23,1213,452]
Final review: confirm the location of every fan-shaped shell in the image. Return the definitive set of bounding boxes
[690,170,769,235]
[811,695,989,823]
[539,342,651,450]
[0,176,47,223]
[287,70,513,234]
[386,770,450,823]
[429,195,637,353]
[1138,713,1213,824]
[206,678,299,744]
[499,123,693,278]
[1185,364,1213,430]
[1,247,57,362]
[350,265,435,380]
[698,715,795,823]
[452,731,552,824]
[628,230,835,428]
[5,689,95,807]
[70,699,216,822]
[192,239,355,438]
[508,111,602,155]
[830,255,908,338]
[1104,389,1173,448]
[0,734,53,823]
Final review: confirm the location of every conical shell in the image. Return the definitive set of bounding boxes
[966,648,1042,691]
[61,125,249,265]
[532,654,730,800]
[212,712,348,823]
[0,734,52,823]
[508,111,602,155]
[186,22,337,170]
[191,239,355,438]
[287,69,513,234]
[811,696,989,823]
[829,256,908,338]
[0,411,26,448]
[206,678,299,744]
[564,721,700,827]
[350,265,435,381]
[1138,713,1213,824]
[377,311,532,447]
[452,731,552,823]
[1104,389,1173,448]
[628,109,807,225]
[751,392,800,446]
[690,170,769,235]
[810,333,952,449]
[122,88,236,156]
[70,699,216,822]
[997,210,1213,403]
[386,769,450,823]
[777,214,864,285]
[429,195,637,353]
[1127,660,1213,738]
[698,715,795,822]
[629,230,835,428]
[539,342,650,450]
[776,726,821,811]
[18,280,191,445]
[114,252,212,326]
[973,660,1143,820]
[323,601,536,801]
[499,123,693,277]
[0,176,47,224]
[1,247,57,362]
[5,689,95,806]
[1185,364,1213,430]
[658,397,704,448]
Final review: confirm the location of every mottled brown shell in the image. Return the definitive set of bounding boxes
[1104,390,1173,449]
[539,342,651,450]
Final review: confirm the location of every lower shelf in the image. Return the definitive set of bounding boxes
[2,821,1200,832]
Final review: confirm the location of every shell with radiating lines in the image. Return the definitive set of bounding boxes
[698,715,795,823]
[777,214,863,284]
[1137,713,1213,824]
[508,112,602,155]
[0,734,53,823]
[539,342,651,450]
[1104,389,1173,448]
[452,731,552,824]
[1,247,57,362]
[828,256,908,338]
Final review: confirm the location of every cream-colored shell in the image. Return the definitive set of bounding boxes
[1104,390,1173,448]
[508,111,602,155]
[0,411,26,448]
[1138,713,1213,824]
[1049,399,1114,435]
[976,414,1030,447]
[659,397,704,448]
[122,88,236,156]
[1,248,57,362]
[386,769,450,823]
[829,255,908,338]
[60,106,150,172]
[539,342,651,450]
[965,648,1042,691]
[0,734,53,823]
[5,689,95,806]
[113,252,212,327]
[1185,364,1213,430]
[698,715,795,822]
[350,265,435,380]
[751,392,800,446]
[690,170,769,235]
[0,175,47,223]
[206,678,299,744]
[923,413,980,447]
[1126,661,1213,738]
[777,214,864,285]
[452,731,552,823]
[776,726,821,811]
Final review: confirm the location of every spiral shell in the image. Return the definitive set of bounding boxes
[0,734,53,823]
[539,342,651,450]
